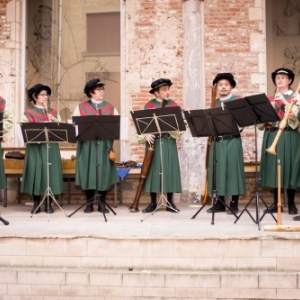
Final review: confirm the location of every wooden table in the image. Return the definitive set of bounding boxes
[2,161,260,207]
[2,159,120,208]
[2,159,77,207]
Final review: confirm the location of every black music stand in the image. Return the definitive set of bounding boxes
[0,113,9,225]
[131,106,186,221]
[225,93,280,230]
[68,115,120,222]
[20,122,76,217]
[184,107,240,224]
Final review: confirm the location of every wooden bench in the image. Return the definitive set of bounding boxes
[2,159,120,208]
[2,160,259,207]
[2,159,77,207]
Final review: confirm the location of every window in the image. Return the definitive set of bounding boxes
[86,12,120,55]
[266,0,300,94]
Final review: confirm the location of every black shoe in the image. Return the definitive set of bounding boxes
[142,203,157,213]
[45,203,54,214]
[227,201,238,215]
[31,202,40,214]
[288,204,298,215]
[166,202,180,213]
[207,201,225,213]
[293,215,300,221]
[45,204,54,214]
[263,204,282,213]
[84,205,94,213]
[98,205,109,213]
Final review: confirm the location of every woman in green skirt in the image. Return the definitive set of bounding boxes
[20,84,63,214]
[0,96,13,190]
[72,78,119,214]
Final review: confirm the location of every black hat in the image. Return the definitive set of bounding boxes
[271,68,294,85]
[149,78,173,94]
[84,78,105,96]
[27,84,51,101]
[212,73,236,88]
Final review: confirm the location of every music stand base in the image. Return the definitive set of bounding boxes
[235,192,277,230]
[191,191,238,224]
[68,193,117,222]
[141,194,180,222]
[0,215,9,225]
[31,187,68,218]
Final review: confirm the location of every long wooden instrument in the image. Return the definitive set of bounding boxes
[277,159,282,225]
[266,81,300,155]
[201,85,217,204]
[264,162,300,232]
[43,101,60,124]
[129,99,168,212]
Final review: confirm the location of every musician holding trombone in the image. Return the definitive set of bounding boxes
[20,84,63,214]
[259,68,300,216]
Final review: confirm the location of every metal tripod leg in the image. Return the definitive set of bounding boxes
[0,213,9,225]
[235,192,277,230]
[31,187,68,218]
[68,193,117,222]
[141,194,181,222]
[96,193,117,222]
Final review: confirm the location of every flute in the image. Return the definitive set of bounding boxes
[43,102,60,124]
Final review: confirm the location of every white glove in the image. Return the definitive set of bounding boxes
[146,134,155,144]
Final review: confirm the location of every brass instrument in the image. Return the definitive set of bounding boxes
[266,81,300,155]
[129,98,168,212]
[201,85,217,204]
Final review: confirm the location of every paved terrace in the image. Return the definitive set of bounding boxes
[1,201,299,238]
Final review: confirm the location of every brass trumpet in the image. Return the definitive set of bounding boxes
[266,81,300,155]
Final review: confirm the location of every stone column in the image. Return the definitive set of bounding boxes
[180,0,206,203]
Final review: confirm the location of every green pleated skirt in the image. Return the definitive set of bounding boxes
[208,137,246,196]
[143,137,182,193]
[21,143,63,195]
[75,140,119,191]
[0,145,6,189]
[260,129,300,189]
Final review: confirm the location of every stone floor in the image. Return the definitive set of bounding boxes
[1,199,300,239]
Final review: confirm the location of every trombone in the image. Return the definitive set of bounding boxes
[266,81,300,155]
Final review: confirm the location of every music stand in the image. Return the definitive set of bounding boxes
[185,107,240,224]
[225,93,280,230]
[20,122,76,217]
[68,115,120,222]
[131,106,186,221]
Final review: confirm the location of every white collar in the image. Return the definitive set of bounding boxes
[220,93,233,101]
[284,90,293,96]
[91,99,103,105]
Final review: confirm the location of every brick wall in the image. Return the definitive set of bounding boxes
[0,1,10,47]
[1,0,280,205]
[126,0,184,162]
[203,0,263,162]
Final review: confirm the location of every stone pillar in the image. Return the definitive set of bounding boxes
[180,0,206,203]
